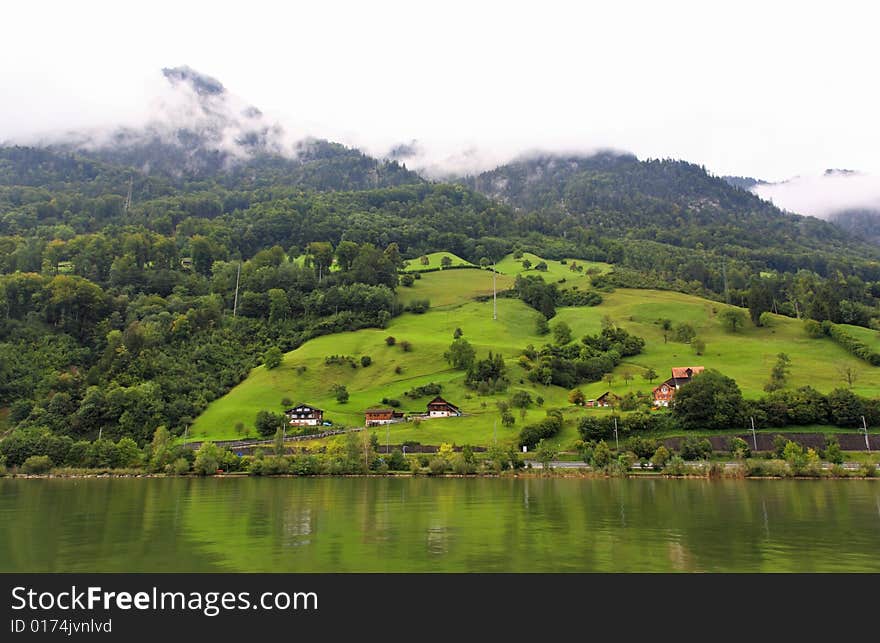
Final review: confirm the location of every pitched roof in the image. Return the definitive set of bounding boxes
[653,378,676,393]
[285,403,322,414]
[427,396,459,409]
[671,366,704,379]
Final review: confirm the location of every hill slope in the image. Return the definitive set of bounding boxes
[463,153,880,272]
[193,269,880,446]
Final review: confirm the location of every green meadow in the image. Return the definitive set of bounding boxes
[401,251,475,272]
[397,267,515,308]
[192,259,880,448]
[494,252,610,282]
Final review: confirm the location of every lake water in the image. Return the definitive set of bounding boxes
[1,477,878,572]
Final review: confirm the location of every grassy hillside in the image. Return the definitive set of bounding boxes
[193,270,880,448]
[402,251,474,272]
[839,323,880,347]
[494,252,610,281]
[397,268,515,308]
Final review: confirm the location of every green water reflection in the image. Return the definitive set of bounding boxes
[1,478,878,572]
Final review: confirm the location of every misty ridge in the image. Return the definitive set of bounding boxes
[5,65,880,223]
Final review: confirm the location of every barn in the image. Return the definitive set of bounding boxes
[365,408,406,427]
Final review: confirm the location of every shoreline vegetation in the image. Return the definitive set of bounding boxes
[3,468,879,480]
[2,443,876,481]
[1,423,877,481]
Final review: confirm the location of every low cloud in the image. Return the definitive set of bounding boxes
[753,170,880,219]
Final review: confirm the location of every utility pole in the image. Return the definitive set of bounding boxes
[386,422,390,455]
[750,416,758,451]
[861,416,871,452]
[722,260,730,305]
[492,261,497,321]
[232,261,241,317]
[613,417,619,450]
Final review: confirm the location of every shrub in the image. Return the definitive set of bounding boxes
[385,336,396,346]
[360,355,372,368]
[263,346,283,369]
[665,455,687,476]
[535,315,550,336]
[404,383,442,398]
[333,384,350,404]
[625,436,658,460]
[387,449,408,470]
[591,440,613,469]
[400,340,413,352]
[22,455,53,474]
[428,458,447,475]
[290,455,323,476]
[552,321,572,345]
[261,455,291,475]
[400,274,415,287]
[171,457,191,475]
[679,436,713,461]
[746,459,790,478]
[822,437,844,465]
[827,324,880,365]
[671,322,696,343]
[405,299,430,314]
[445,338,476,370]
[782,440,806,473]
[510,390,533,408]
[255,410,286,437]
[773,434,788,458]
[518,411,564,448]
[728,436,751,459]
[381,397,401,407]
[193,442,224,475]
[803,319,825,338]
[651,445,671,469]
[578,416,616,441]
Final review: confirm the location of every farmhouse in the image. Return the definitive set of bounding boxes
[589,391,618,408]
[365,408,406,427]
[426,396,462,417]
[285,403,323,427]
[653,366,704,407]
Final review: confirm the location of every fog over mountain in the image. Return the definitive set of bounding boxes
[750,170,880,220]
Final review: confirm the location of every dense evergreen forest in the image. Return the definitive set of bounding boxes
[2,141,880,447]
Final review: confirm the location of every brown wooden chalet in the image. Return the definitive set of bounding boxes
[365,408,405,427]
[285,403,323,427]
[653,366,704,407]
[586,391,619,408]
[426,396,462,417]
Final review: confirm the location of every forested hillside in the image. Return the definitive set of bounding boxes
[464,153,880,289]
[2,138,880,450]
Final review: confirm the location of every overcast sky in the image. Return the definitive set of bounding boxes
[2,0,880,194]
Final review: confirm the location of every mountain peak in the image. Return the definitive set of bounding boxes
[161,66,225,97]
